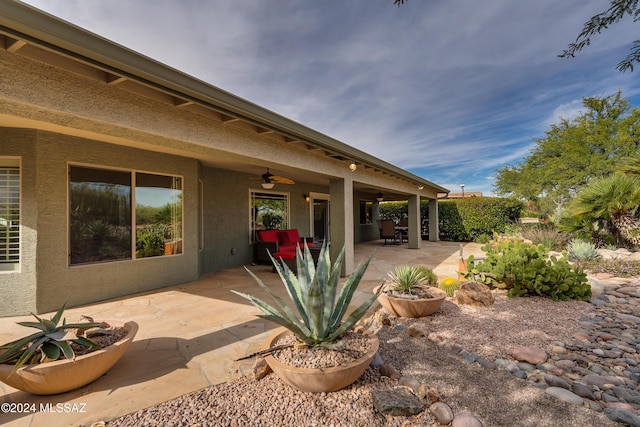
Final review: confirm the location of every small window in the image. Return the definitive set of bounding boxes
[359,200,373,224]
[251,190,289,242]
[0,158,20,272]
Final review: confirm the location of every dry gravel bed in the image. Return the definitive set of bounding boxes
[108,291,617,427]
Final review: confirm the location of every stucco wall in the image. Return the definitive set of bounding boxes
[0,129,38,315]
[29,130,200,315]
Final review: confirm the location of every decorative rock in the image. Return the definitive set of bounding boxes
[429,401,454,425]
[407,325,427,337]
[612,386,640,404]
[453,281,494,306]
[511,346,547,364]
[398,376,421,394]
[370,352,384,367]
[606,402,637,411]
[371,388,424,416]
[572,382,595,400]
[252,356,272,380]
[425,387,442,405]
[617,313,640,325]
[452,411,484,427]
[543,374,571,390]
[604,408,640,427]
[554,359,575,370]
[583,374,624,387]
[550,345,568,354]
[379,363,401,379]
[545,387,584,405]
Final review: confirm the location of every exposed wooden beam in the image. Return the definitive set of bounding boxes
[106,74,127,85]
[6,38,26,53]
[221,114,240,123]
[174,98,194,107]
[256,127,273,135]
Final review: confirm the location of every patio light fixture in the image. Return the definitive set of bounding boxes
[376,192,384,202]
[261,182,275,189]
[349,162,357,171]
[303,194,310,202]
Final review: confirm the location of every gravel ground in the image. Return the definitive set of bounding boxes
[107,291,617,427]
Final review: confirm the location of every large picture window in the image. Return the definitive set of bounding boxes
[0,159,20,272]
[250,190,288,242]
[69,165,182,265]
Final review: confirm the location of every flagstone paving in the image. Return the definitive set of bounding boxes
[0,240,483,427]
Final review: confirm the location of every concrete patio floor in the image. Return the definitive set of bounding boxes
[0,240,484,427]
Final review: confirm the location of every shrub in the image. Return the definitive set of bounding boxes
[464,240,591,301]
[519,224,571,251]
[438,197,524,241]
[567,239,601,263]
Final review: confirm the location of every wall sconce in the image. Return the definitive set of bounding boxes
[349,162,357,172]
[303,194,310,202]
[417,185,424,190]
[261,182,275,189]
[376,191,384,202]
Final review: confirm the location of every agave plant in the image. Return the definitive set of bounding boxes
[386,265,435,294]
[567,238,602,263]
[232,242,381,347]
[0,304,102,374]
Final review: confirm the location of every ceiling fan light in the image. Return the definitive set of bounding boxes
[261,182,275,189]
[376,191,384,202]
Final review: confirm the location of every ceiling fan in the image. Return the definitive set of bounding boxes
[251,168,295,189]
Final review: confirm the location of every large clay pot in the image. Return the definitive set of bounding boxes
[264,329,379,393]
[375,286,447,318]
[0,320,138,395]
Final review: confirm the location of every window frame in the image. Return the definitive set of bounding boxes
[0,157,21,273]
[68,163,183,266]
[249,189,290,243]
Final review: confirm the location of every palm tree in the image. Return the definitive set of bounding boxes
[569,173,640,246]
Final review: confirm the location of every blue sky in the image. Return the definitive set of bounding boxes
[21,0,640,195]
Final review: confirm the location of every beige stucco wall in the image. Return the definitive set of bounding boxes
[0,129,38,315]
[0,128,201,316]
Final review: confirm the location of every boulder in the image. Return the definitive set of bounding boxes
[453,281,494,306]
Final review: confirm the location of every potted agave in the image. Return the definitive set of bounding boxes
[375,265,447,318]
[0,304,138,395]
[232,242,382,393]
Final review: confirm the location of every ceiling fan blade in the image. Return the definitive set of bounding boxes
[271,176,295,185]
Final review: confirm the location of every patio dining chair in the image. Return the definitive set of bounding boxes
[380,219,399,245]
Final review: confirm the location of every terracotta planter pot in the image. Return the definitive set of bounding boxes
[375,286,447,318]
[264,329,379,393]
[0,320,138,395]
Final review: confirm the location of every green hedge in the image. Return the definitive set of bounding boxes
[379,197,523,241]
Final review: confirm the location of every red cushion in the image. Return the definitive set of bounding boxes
[257,230,279,243]
[274,252,296,260]
[277,229,300,246]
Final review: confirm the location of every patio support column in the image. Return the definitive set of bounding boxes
[329,176,354,276]
[428,198,439,241]
[407,194,421,249]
